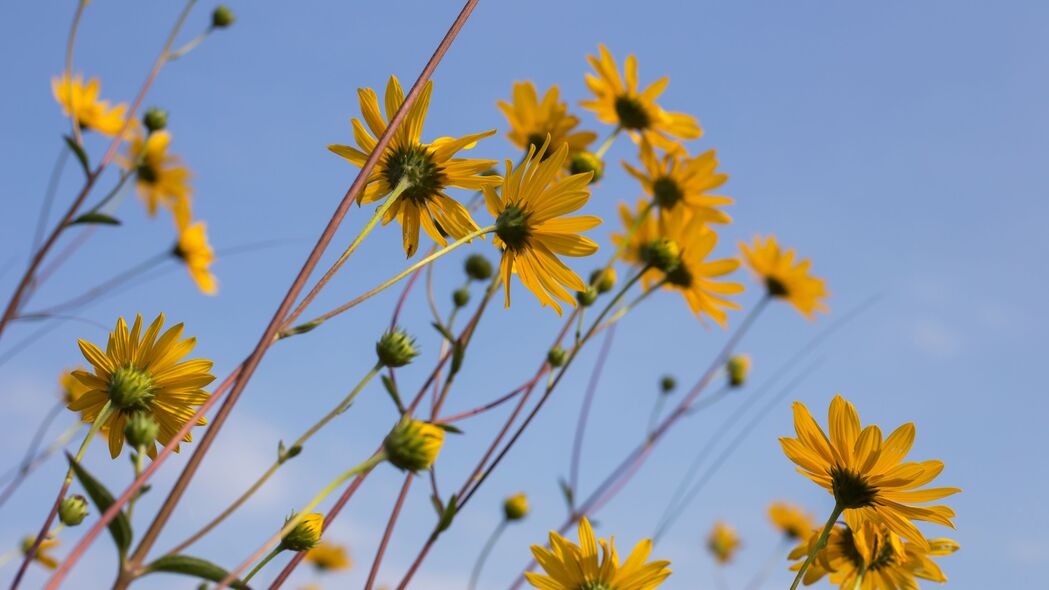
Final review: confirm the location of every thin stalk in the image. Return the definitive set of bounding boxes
[31,149,70,257]
[127,446,146,521]
[743,537,792,590]
[790,503,843,590]
[363,474,413,590]
[593,127,621,159]
[166,27,213,61]
[468,520,507,590]
[567,324,617,503]
[23,251,168,319]
[242,547,282,585]
[82,167,135,216]
[65,1,88,144]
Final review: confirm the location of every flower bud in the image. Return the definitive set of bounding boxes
[640,239,681,273]
[660,375,677,394]
[569,151,604,184]
[376,328,419,368]
[547,346,567,368]
[280,512,323,552]
[383,417,444,472]
[589,268,617,294]
[59,495,89,527]
[142,107,168,133]
[464,254,493,281]
[124,413,159,449]
[726,355,751,387]
[503,493,529,521]
[576,286,598,307]
[211,5,235,28]
[452,288,470,308]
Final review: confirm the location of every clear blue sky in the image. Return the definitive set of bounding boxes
[1,1,1046,588]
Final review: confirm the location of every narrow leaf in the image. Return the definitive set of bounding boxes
[450,342,464,374]
[66,453,133,556]
[559,478,575,509]
[382,375,404,412]
[63,135,91,176]
[431,321,455,343]
[434,423,463,435]
[68,212,121,226]
[145,554,249,589]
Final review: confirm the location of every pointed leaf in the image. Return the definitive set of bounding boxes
[66,453,133,556]
[68,212,121,226]
[381,375,404,412]
[145,554,249,589]
[559,478,575,510]
[63,135,91,176]
[431,322,455,343]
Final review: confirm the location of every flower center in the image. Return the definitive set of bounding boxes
[765,276,790,298]
[495,205,531,251]
[382,143,446,203]
[665,262,693,288]
[526,133,553,159]
[108,366,155,411]
[614,95,650,130]
[652,177,683,209]
[136,163,159,185]
[830,467,877,509]
[577,583,613,590]
[841,528,898,572]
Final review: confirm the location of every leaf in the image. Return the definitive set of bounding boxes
[430,494,444,517]
[436,494,458,533]
[434,423,463,435]
[63,135,91,176]
[558,478,575,510]
[145,554,249,589]
[450,341,464,374]
[381,375,404,412]
[68,212,121,226]
[66,453,133,556]
[430,321,455,343]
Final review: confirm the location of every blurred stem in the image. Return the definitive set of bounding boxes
[593,127,621,159]
[127,445,146,521]
[32,149,70,257]
[166,27,212,61]
[790,503,842,590]
[468,520,507,590]
[65,1,88,144]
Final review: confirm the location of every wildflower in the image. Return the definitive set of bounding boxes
[484,139,601,315]
[569,151,605,183]
[498,81,596,159]
[20,536,60,570]
[281,513,324,552]
[173,202,218,295]
[306,541,352,572]
[328,75,500,257]
[60,369,91,405]
[589,267,617,294]
[383,417,444,472]
[623,140,732,225]
[779,395,960,547]
[123,130,192,217]
[726,355,750,387]
[503,493,529,521]
[376,328,419,368]
[59,495,89,527]
[51,74,129,137]
[768,502,815,541]
[740,236,829,318]
[707,521,740,564]
[526,517,671,590]
[581,45,700,152]
[68,314,214,458]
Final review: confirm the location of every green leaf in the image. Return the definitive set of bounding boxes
[437,494,458,533]
[66,453,133,556]
[381,374,404,412]
[430,494,444,517]
[63,135,91,176]
[68,212,121,226]
[434,423,463,435]
[431,321,455,343]
[450,341,464,374]
[145,554,249,589]
[558,478,575,510]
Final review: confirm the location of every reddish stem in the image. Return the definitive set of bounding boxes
[364,474,413,590]
[567,325,617,500]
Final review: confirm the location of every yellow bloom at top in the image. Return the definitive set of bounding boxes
[623,140,732,225]
[706,521,740,564]
[123,130,192,217]
[68,313,215,458]
[305,540,352,572]
[173,202,218,295]
[581,44,701,153]
[484,139,601,315]
[768,501,816,541]
[779,395,960,548]
[52,73,130,137]
[526,517,671,590]
[329,75,501,257]
[498,81,596,158]
[740,236,828,319]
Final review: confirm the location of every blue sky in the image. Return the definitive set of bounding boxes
[1,1,1046,588]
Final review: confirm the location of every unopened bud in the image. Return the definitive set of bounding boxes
[547,346,567,368]
[376,328,419,368]
[59,495,89,526]
[211,5,235,29]
[124,413,159,449]
[142,107,168,133]
[640,239,681,273]
[464,254,493,281]
[503,493,529,521]
[569,151,604,184]
[281,512,323,552]
[383,417,444,472]
[589,268,617,294]
[576,286,598,307]
[660,375,677,394]
[452,288,470,308]
[726,355,751,387]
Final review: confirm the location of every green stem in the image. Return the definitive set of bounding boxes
[128,445,146,521]
[64,402,113,486]
[789,503,843,590]
[166,28,212,61]
[468,520,507,590]
[242,546,282,584]
[594,127,621,159]
[84,168,135,217]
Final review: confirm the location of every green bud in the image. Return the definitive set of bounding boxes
[726,355,751,387]
[280,512,323,552]
[211,5,235,28]
[59,495,89,526]
[660,375,677,394]
[640,239,681,273]
[576,286,598,307]
[142,107,168,133]
[503,493,530,521]
[452,288,470,308]
[547,346,567,368]
[569,151,604,184]
[376,328,419,368]
[125,413,159,449]
[383,417,445,472]
[464,254,493,281]
[589,268,617,294]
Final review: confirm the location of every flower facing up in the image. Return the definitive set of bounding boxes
[329,75,501,257]
[51,73,130,137]
[383,417,444,472]
[623,140,732,226]
[768,502,816,541]
[498,81,596,159]
[124,130,192,217]
[706,521,740,564]
[503,493,530,522]
[581,44,701,152]
[484,139,601,315]
[20,536,61,570]
[282,513,324,552]
[173,202,218,295]
[306,540,352,572]
[740,236,828,319]
[779,395,960,548]
[526,517,671,590]
[68,314,215,458]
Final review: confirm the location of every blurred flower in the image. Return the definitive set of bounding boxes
[526,517,671,590]
[740,235,829,318]
[306,541,352,572]
[20,536,60,570]
[328,75,500,257]
[498,81,596,159]
[124,130,192,217]
[706,521,740,564]
[503,493,529,521]
[726,354,751,387]
[282,513,324,552]
[581,44,700,152]
[60,368,91,406]
[173,202,218,295]
[780,395,960,548]
[623,140,731,225]
[51,73,129,137]
[768,501,815,541]
[484,139,600,315]
[68,313,214,458]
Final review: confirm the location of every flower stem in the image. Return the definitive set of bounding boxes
[468,520,507,590]
[789,503,843,590]
[594,127,621,159]
[166,27,213,61]
[241,546,282,584]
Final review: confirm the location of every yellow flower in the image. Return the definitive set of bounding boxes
[60,368,92,405]
[68,313,215,458]
[51,73,129,137]
[526,517,671,590]
[282,513,324,552]
[779,395,960,548]
[305,541,352,572]
[581,44,701,152]
[484,140,601,315]
[768,502,815,541]
[383,417,444,472]
[123,130,192,217]
[613,200,742,326]
[20,536,61,570]
[173,202,218,295]
[740,235,829,319]
[498,81,596,158]
[503,493,530,521]
[329,75,501,257]
[623,140,731,225]
[706,521,740,564]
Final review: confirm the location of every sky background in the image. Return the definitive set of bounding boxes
[1,1,1046,588]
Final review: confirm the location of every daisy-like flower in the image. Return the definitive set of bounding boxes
[60,368,91,406]
[707,522,740,564]
[123,130,192,217]
[68,313,215,458]
[740,236,829,319]
[305,541,352,572]
[613,199,742,326]
[484,139,601,315]
[329,75,501,257]
[51,73,130,137]
[780,395,960,548]
[498,81,597,158]
[20,536,60,570]
[526,517,671,590]
[173,202,218,295]
[768,502,816,542]
[581,44,701,153]
[623,140,732,225]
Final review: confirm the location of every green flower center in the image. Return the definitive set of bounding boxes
[108,366,155,412]
[495,205,531,252]
[830,467,877,509]
[652,177,683,209]
[614,95,650,130]
[382,143,446,203]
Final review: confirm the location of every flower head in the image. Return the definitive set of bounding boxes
[383,417,444,472]
[20,537,61,570]
[123,130,192,217]
[173,203,218,295]
[499,81,596,159]
[59,495,89,527]
[780,395,960,548]
[623,140,731,225]
[503,493,530,521]
[726,355,751,387]
[768,502,815,541]
[306,541,352,572]
[581,45,701,152]
[52,73,129,137]
[329,75,501,257]
[282,513,324,552]
[707,521,740,564]
[740,236,828,318]
[526,517,671,590]
[484,139,601,315]
[68,314,214,458]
